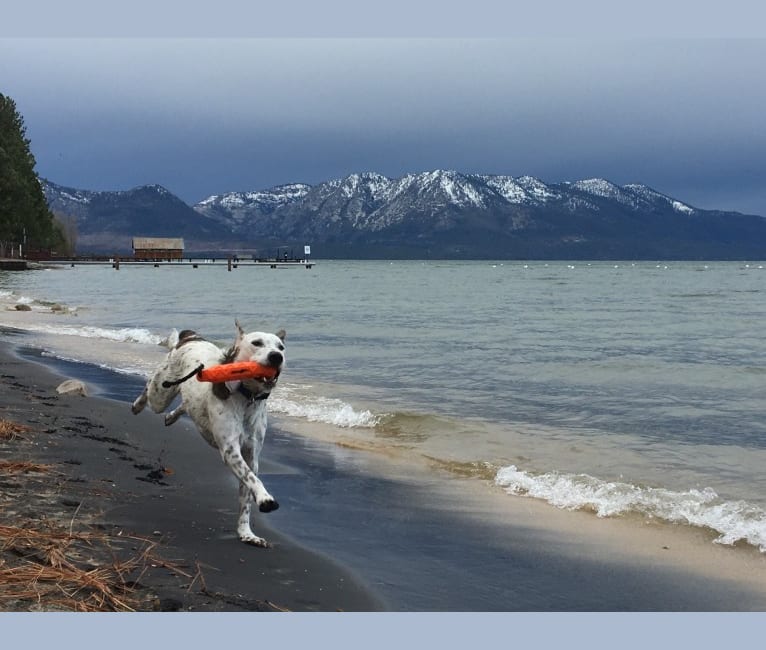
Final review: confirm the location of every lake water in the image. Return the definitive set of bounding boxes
[2,259,766,552]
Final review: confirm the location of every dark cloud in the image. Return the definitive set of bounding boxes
[1,38,764,215]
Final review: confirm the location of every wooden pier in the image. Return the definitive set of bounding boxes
[0,259,32,271]
[41,256,314,271]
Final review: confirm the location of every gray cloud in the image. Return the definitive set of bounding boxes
[1,38,764,215]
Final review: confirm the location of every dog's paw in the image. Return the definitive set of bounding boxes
[239,533,270,548]
[258,498,280,513]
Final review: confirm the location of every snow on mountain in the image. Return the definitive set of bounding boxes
[411,170,487,208]
[58,189,92,204]
[671,201,694,214]
[565,178,645,210]
[42,180,97,205]
[623,183,696,214]
[198,183,311,209]
[561,178,699,215]
[191,170,709,235]
[330,172,392,200]
[43,180,179,206]
[194,183,312,226]
[515,176,560,201]
[568,178,628,202]
[41,171,765,259]
[482,174,559,204]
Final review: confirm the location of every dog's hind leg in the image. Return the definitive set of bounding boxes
[131,386,148,415]
[164,403,186,426]
[133,370,180,415]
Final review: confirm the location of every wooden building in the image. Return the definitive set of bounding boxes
[132,237,185,261]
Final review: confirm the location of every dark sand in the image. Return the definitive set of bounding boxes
[3,336,766,611]
[0,341,381,612]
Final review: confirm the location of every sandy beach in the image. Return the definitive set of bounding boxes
[3,335,766,611]
[0,340,381,611]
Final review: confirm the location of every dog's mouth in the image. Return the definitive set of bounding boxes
[263,369,280,389]
[245,367,281,392]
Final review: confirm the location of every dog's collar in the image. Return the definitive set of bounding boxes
[237,383,271,402]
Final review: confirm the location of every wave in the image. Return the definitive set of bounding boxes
[2,305,380,428]
[2,290,67,309]
[10,294,34,305]
[10,323,165,346]
[495,465,766,552]
[270,391,381,428]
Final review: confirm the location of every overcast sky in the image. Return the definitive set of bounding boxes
[1,38,764,215]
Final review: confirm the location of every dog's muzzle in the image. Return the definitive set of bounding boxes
[239,362,282,401]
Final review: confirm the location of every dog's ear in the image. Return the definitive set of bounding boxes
[234,319,245,342]
[275,329,286,342]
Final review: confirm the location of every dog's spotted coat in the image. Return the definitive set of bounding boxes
[132,322,285,546]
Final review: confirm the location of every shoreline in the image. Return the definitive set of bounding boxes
[0,341,383,612]
[3,337,766,610]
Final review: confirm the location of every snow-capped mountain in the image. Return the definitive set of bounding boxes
[42,171,766,259]
[195,183,312,228]
[193,171,700,235]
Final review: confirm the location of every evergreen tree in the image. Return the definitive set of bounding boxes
[0,93,63,254]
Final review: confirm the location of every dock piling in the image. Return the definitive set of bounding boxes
[39,256,315,270]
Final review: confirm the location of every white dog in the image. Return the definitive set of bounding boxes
[132,322,286,547]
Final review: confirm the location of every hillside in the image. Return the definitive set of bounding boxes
[43,181,231,251]
[43,171,766,259]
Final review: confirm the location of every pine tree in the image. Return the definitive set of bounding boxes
[0,93,63,255]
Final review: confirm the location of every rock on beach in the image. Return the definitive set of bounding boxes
[55,379,89,396]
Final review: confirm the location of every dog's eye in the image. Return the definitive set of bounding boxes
[251,340,264,347]
[277,344,285,351]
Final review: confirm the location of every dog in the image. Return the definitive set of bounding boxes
[131,321,286,547]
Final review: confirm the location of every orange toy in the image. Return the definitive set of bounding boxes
[196,361,278,383]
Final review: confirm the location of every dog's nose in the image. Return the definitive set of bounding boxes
[267,351,283,367]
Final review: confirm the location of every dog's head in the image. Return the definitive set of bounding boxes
[226,320,286,395]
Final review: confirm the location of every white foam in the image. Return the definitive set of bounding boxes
[270,392,381,428]
[495,465,766,552]
[14,323,164,346]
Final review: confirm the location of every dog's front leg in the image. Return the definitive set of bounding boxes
[236,444,270,546]
[237,482,267,546]
[219,443,279,515]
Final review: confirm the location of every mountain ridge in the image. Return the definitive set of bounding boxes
[41,171,766,259]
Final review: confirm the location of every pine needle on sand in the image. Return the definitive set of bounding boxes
[0,418,32,442]
[0,520,187,611]
[0,453,191,611]
[0,460,54,474]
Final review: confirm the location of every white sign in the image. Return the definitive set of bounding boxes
[304,245,311,256]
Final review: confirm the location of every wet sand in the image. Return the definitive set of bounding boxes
[3,338,766,611]
[0,341,381,611]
